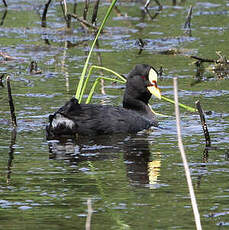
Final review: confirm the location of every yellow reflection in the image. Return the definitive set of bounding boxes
[148,152,161,189]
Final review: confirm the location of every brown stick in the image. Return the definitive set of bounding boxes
[73,0,77,14]
[70,13,98,30]
[145,0,162,10]
[0,8,7,26]
[190,55,215,63]
[184,5,193,29]
[2,0,7,7]
[195,100,211,147]
[91,0,100,25]
[83,0,89,20]
[6,76,17,127]
[41,0,52,27]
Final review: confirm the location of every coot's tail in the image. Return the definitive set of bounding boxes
[46,97,80,139]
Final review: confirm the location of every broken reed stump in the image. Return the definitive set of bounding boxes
[6,76,17,127]
[195,100,211,147]
[190,55,215,63]
[41,0,52,27]
[2,0,7,7]
[70,13,98,30]
[83,0,89,20]
[184,5,193,29]
[0,8,7,26]
[91,0,100,25]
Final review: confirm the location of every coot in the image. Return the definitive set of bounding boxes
[46,64,161,138]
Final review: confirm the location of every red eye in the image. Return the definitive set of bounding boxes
[151,80,158,88]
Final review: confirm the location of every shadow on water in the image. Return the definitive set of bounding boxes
[48,133,161,188]
[7,129,17,184]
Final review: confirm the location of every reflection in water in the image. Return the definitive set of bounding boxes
[48,133,161,188]
[7,129,17,184]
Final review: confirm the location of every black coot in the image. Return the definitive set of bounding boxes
[46,64,161,138]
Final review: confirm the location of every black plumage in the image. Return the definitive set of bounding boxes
[46,64,159,138]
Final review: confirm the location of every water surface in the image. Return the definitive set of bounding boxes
[0,1,228,229]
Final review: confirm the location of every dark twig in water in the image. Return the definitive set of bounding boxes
[60,0,67,20]
[2,0,7,7]
[145,0,162,10]
[0,9,7,26]
[136,38,147,55]
[144,0,162,21]
[6,76,17,127]
[83,0,89,20]
[195,100,211,147]
[145,0,151,9]
[202,148,209,162]
[7,129,17,184]
[91,0,100,25]
[184,5,193,29]
[184,5,193,36]
[190,61,205,86]
[158,66,163,78]
[70,13,98,30]
[41,0,52,27]
[173,77,202,230]
[190,56,215,63]
[73,0,77,14]
[60,1,72,29]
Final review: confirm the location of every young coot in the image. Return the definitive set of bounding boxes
[46,64,161,138]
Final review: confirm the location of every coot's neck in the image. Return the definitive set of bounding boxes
[122,91,155,120]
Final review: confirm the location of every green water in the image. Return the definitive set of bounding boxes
[0,1,228,229]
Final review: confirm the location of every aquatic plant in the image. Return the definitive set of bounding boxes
[73,0,196,114]
[75,0,118,100]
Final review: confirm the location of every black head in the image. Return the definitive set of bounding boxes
[123,64,159,111]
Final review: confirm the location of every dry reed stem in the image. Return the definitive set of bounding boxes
[83,0,89,20]
[173,77,202,230]
[70,13,98,30]
[195,100,211,147]
[2,0,7,7]
[91,0,100,25]
[6,76,17,127]
[184,5,193,29]
[41,0,52,27]
[85,198,93,230]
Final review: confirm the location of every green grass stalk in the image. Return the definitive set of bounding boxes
[86,76,125,104]
[75,0,118,100]
[79,65,126,103]
[161,95,196,112]
[79,65,196,113]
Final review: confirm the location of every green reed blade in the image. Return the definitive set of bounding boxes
[161,95,196,112]
[86,76,125,104]
[75,0,118,100]
[79,65,126,103]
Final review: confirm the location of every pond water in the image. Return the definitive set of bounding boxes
[0,0,228,229]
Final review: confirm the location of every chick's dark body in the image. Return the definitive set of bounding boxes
[46,64,159,138]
